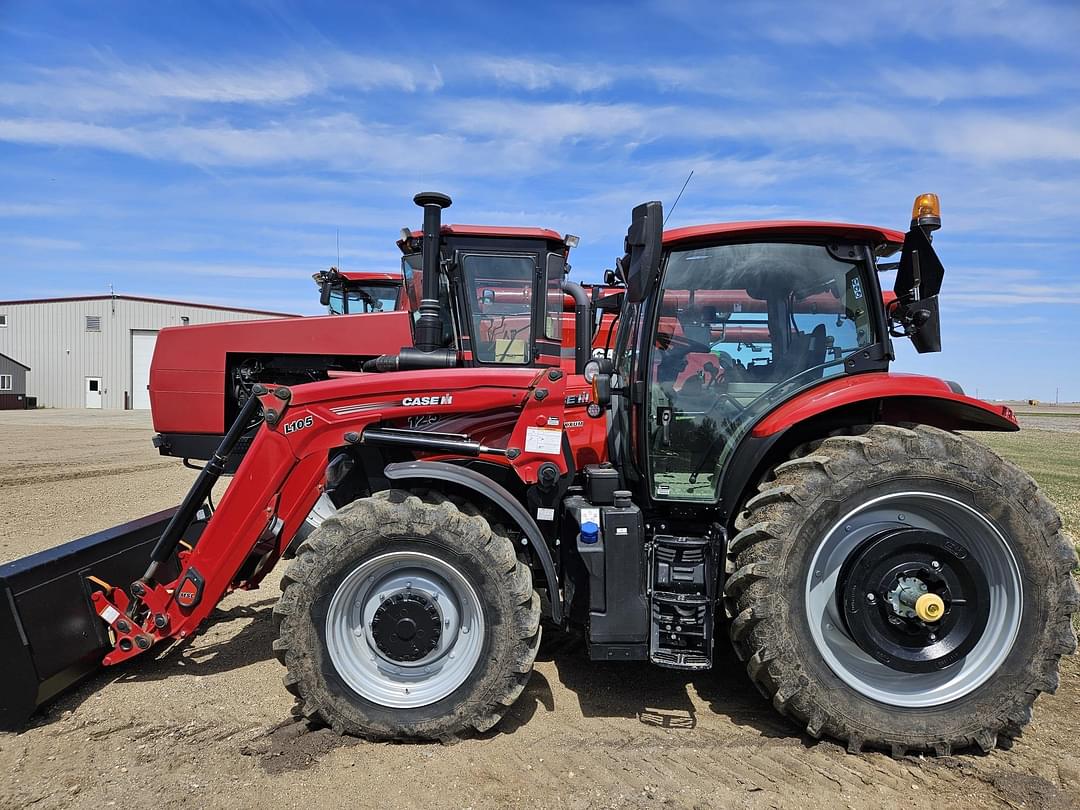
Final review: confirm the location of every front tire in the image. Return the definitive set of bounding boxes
[273,489,540,740]
[724,424,1078,755]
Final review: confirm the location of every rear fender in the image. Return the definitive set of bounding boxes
[384,460,563,624]
[720,373,1019,521]
[751,373,1018,437]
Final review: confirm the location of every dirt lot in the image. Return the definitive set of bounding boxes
[1,409,1078,810]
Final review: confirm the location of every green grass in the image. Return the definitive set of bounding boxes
[976,429,1080,539]
[1012,411,1080,419]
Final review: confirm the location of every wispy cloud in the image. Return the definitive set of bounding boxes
[743,0,1080,50]
[0,52,444,115]
[878,65,1055,102]
[468,57,615,92]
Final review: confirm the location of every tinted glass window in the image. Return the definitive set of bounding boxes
[544,253,565,342]
[648,242,874,501]
[463,254,536,364]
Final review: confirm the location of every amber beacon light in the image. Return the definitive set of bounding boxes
[911,192,941,232]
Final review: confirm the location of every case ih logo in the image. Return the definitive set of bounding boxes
[176,581,199,607]
[565,392,592,406]
[402,395,453,407]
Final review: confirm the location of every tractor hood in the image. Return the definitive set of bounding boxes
[150,311,413,435]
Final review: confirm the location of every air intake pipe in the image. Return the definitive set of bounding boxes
[562,280,591,375]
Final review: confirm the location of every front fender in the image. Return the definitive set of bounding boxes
[383,460,563,624]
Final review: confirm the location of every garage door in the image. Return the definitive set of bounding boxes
[131,330,159,410]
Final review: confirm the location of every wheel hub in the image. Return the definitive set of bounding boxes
[839,527,990,673]
[370,592,442,662]
[915,592,945,622]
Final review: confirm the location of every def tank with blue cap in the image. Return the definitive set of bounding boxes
[576,519,605,611]
[563,486,649,658]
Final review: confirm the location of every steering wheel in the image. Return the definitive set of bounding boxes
[658,331,711,355]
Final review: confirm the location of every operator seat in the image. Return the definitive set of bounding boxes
[774,323,828,381]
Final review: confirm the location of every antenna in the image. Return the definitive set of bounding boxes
[664,169,695,227]
[336,229,340,269]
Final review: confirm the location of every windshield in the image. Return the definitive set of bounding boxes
[647,241,875,501]
[327,283,401,315]
[462,253,537,364]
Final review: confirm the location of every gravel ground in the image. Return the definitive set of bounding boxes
[0,409,1078,810]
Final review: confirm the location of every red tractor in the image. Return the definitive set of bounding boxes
[313,268,404,316]
[149,211,601,465]
[2,192,1075,758]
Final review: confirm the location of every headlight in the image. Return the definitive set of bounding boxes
[583,359,601,384]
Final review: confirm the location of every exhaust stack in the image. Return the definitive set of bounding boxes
[364,192,458,372]
[413,191,452,353]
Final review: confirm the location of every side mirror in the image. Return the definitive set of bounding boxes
[894,225,944,301]
[892,225,945,354]
[594,291,625,312]
[319,281,331,307]
[623,200,664,303]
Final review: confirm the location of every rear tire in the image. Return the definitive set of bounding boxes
[273,489,540,740]
[724,423,1078,755]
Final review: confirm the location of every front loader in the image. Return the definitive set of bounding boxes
[2,193,1075,757]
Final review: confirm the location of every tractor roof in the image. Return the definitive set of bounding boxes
[403,224,566,242]
[663,221,906,248]
[336,271,402,283]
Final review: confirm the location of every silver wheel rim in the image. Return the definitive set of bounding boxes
[805,491,1022,707]
[325,550,485,709]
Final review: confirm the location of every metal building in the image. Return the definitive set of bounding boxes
[0,351,31,409]
[0,295,294,409]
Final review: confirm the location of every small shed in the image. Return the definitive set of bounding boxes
[0,352,31,409]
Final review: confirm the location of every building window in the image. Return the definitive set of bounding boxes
[0,375,11,391]
[85,315,101,332]
[0,314,7,327]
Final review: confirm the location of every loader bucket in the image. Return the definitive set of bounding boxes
[0,507,202,730]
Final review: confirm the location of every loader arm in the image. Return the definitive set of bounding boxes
[93,367,568,665]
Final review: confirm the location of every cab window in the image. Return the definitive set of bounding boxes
[462,254,537,364]
[328,284,400,314]
[647,241,875,501]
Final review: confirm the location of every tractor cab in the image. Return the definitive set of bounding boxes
[398,227,574,367]
[365,193,585,374]
[611,220,902,503]
[313,268,404,315]
[596,201,947,513]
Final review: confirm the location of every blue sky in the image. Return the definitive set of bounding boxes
[1,0,1078,400]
